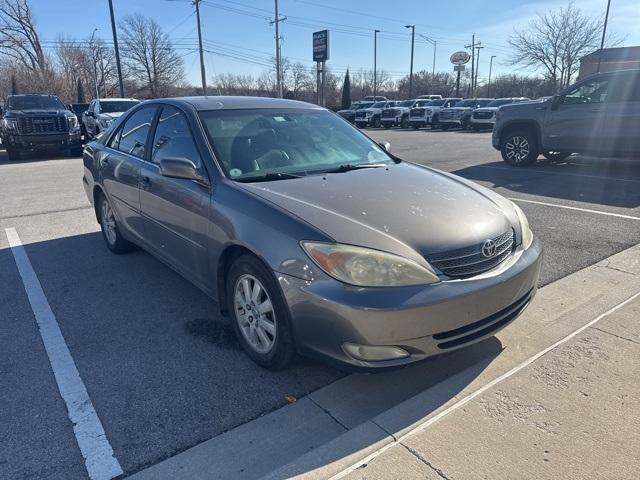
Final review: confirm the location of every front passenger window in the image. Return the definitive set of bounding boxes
[118,107,156,158]
[564,79,610,105]
[151,106,201,167]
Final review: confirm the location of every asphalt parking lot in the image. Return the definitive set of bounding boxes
[1,130,639,479]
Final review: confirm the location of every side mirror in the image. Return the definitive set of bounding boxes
[159,157,209,186]
[550,95,562,110]
[378,141,391,152]
[86,111,95,117]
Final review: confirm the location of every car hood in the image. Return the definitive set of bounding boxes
[238,162,517,265]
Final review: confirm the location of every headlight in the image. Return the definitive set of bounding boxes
[425,109,432,114]
[2,118,18,130]
[66,115,78,128]
[99,118,113,127]
[301,242,440,287]
[511,202,533,249]
[496,109,504,120]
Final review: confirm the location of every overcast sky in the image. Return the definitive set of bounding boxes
[34,0,640,84]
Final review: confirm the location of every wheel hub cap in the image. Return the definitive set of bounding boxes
[234,274,276,354]
[505,136,530,163]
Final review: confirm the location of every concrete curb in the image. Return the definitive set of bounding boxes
[129,244,640,480]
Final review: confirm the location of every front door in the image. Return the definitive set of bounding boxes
[543,76,612,152]
[602,72,640,154]
[101,105,157,242]
[139,105,211,284]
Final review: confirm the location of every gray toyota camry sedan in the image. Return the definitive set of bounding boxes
[82,96,542,371]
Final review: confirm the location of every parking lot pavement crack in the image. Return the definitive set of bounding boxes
[308,397,350,432]
[401,444,452,480]
[0,205,93,221]
[591,326,640,346]
[595,260,639,277]
[370,419,398,441]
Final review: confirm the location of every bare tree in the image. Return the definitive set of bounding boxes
[508,3,621,90]
[119,13,184,98]
[287,62,314,100]
[0,0,46,73]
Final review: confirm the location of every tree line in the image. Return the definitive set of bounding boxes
[0,0,615,108]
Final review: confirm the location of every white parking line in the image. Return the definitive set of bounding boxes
[508,197,640,221]
[330,290,640,479]
[479,164,640,184]
[4,228,123,480]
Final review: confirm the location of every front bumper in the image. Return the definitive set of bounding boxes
[278,237,542,371]
[2,131,81,150]
[355,117,372,126]
[471,117,495,126]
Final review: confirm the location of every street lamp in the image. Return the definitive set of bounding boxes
[405,25,415,98]
[374,29,380,99]
[488,55,496,97]
[90,28,100,100]
[418,34,437,77]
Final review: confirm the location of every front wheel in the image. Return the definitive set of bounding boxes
[98,194,135,254]
[412,124,420,130]
[400,116,409,129]
[372,116,381,128]
[6,148,21,161]
[501,130,539,166]
[543,151,571,162]
[227,254,296,369]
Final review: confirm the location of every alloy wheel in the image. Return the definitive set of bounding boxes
[234,274,277,354]
[101,199,117,246]
[504,136,530,164]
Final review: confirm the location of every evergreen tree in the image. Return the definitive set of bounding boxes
[11,74,18,95]
[341,69,352,109]
[77,79,85,103]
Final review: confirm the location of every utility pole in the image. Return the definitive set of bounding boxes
[596,0,612,73]
[272,0,286,98]
[373,29,380,99]
[465,35,481,95]
[474,44,484,96]
[90,28,100,100]
[418,34,437,77]
[405,25,415,97]
[108,0,125,97]
[194,0,207,95]
[488,55,496,97]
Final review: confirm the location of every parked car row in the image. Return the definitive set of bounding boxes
[0,94,140,160]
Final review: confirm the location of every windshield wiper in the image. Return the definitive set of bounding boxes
[320,163,388,174]
[236,171,307,182]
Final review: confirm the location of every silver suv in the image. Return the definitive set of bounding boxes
[493,70,640,166]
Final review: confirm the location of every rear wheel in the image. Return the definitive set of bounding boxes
[97,193,135,254]
[501,130,539,166]
[400,116,409,129]
[383,123,391,129]
[227,254,296,369]
[412,123,420,130]
[543,151,571,161]
[372,116,381,128]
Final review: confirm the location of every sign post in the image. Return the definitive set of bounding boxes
[450,51,470,98]
[313,30,329,106]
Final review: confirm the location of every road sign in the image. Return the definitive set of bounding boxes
[313,30,330,62]
[450,51,470,65]
[454,65,466,72]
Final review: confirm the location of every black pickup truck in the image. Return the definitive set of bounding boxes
[1,94,82,161]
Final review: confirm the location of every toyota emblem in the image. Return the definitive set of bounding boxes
[481,239,497,257]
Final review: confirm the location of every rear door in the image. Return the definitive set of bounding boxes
[139,105,211,284]
[101,105,158,242]
[543,75,611,151]
[602,72,640,154]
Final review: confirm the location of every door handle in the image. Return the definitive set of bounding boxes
[140,175,152,189]
[101,156,110,166]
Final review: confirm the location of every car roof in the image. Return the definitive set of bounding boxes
[96,98,139,102]
[153,96,324,111]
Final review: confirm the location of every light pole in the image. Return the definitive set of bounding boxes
[373,29,380,99]
[596,0,612,73]
[405,25,415,98]
[194,0,207,96]
[108,0,125,97]
[488,55,496,97]
[90,28,100,100]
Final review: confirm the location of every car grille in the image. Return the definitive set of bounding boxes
[17,116,69,134]
[381,109,397,118]
[426,230,515,278]
[409,108,425,118]
[473,111,493,120]
[355,111,367,119]
[433,288,533,349]
[438,110,459,121]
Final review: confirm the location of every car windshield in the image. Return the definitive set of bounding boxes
[200,108,393,181]
[99,101,140,113]
[6,96,64,110]
[399,100,414,107]
[456,100,479,107]
[486,99,515,107]
[430,100,445,106]
[475,99,493,107]
[371,101,387,108]
[356,102,374,109]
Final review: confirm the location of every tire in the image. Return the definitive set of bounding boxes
[372,116,381,128]
[441,124,449,131]
[383,123,391,129]
[543,151,571,161]
[412,124,420,130]
[400,116,409,129]
[97,193,135,254]
[68,146,83,157]
[6,148,21,161]
[226,254,296,370]
[501,130,539,166]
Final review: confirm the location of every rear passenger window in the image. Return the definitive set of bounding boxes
[118,107,156,158]
[606,75,640,103]
[151,106,201,166]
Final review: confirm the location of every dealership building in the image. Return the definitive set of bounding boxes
[579,46,640,78]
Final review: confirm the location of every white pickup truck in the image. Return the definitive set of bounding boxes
[408,98,462,129]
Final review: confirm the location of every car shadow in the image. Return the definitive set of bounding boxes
[2,229,504,476]
[0,147,82,164]
[453,157,640,209]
